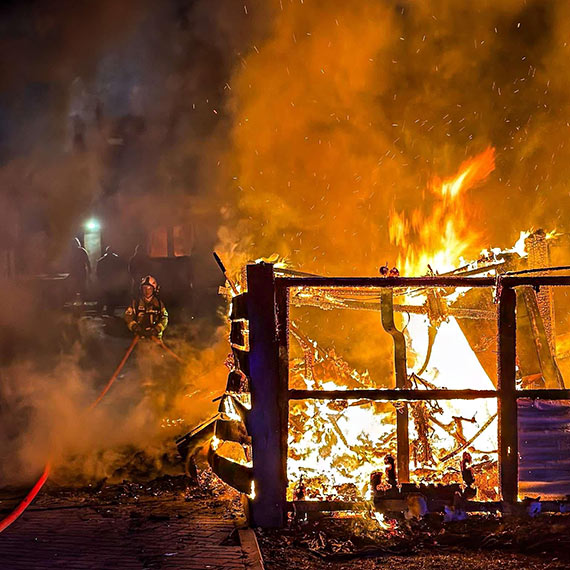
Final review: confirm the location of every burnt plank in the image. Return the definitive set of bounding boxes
[207,447,252,495]
[278,276,495,288]
[380,289,409,483]
[288,389,498,400]
[230,292,248,320]
[497,285,518,504]
[246,263,287,527]
[278,275,570,288]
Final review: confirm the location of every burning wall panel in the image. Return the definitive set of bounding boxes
[288,395,499,503]
[287,284,500,502]
[288,399,397,502]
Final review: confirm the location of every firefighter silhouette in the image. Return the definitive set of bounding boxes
[69,237,91,300]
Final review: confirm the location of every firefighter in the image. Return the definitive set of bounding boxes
[124,275,168,338]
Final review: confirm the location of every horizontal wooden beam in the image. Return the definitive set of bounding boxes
[286,500,505,513]
[278,276,495,288]
[277,274,570,291]
[501,275,570,287]
[287,500,569,513]
[516,389,570,399]
[289,389,499,401]
[289,389,570,401]
[289,389,570,402]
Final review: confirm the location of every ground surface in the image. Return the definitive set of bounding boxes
[256,513,570,569]
[3,482,570,570]
[0,474,250,570]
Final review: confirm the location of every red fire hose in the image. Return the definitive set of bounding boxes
[89,336,140,409]
[0,335,140,533]
[150,336,185,364]
[0,462,51,533]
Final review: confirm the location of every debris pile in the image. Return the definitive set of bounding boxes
[257,514,570,565]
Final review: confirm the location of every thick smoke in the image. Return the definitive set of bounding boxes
[2,0,570,485]
[0,0,267,485]
[218,0,570,276]
[3,1,570,274]
[0,280,232,486]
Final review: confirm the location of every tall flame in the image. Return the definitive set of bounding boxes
[389,147,496,275]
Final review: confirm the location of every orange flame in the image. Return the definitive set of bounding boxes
[389,147,496,275]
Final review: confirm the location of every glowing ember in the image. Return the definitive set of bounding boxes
[371,511,390,529]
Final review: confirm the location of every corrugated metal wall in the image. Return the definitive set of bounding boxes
[518,399,570,498]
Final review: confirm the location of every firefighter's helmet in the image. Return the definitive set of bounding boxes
[140,275,159,294]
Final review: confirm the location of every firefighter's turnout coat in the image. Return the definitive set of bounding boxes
[125,295,168,338]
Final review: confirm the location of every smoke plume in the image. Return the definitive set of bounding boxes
[218,0,570,275]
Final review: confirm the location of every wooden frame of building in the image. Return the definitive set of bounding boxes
[243,264,570,527]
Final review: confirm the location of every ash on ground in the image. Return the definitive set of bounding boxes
[0,468,245,526]
[257,512,570,570]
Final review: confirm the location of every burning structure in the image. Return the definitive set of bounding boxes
[179,168,570,528]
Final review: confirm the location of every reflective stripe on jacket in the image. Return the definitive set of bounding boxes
[124,296,168,335]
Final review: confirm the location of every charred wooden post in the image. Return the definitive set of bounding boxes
[275,279,290,504]
[517,286,564,388]
[380,289,410,483]
[497,284,518,504]
[246,263,287,527]
[525,230,556,354]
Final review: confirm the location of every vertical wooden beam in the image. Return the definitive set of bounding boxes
[380,289,410,483]
[275,280,290,509]
[497,284,518,504]
[518,287,564,388]
[246,263,287,527]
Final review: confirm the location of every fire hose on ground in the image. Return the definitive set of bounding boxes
[0,333,185,533]
[0,463,51,533]
[150,336,185,363]
[89,336,140,409]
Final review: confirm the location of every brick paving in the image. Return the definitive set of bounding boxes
[0,483,250,569]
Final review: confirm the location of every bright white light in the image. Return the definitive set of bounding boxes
[84,218,100,232]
